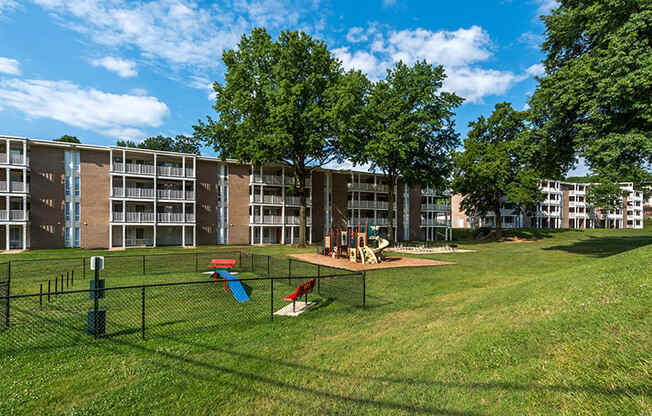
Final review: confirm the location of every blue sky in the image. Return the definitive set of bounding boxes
[0,0,586,173]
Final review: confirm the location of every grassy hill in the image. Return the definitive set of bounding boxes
[0,228,650,415]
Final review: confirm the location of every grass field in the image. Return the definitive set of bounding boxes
[0,227,650,415]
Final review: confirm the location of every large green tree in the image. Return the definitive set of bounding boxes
[194,28,362,247]
[346,60,462,243]
[116,135,200,155]
[453,103,542,236]
[528,0,652,192]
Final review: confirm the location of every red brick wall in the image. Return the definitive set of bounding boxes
[409,186,421,240]
[331,173,348,229]
[196,160,218,245]
[80,149,110,249]
[228,164,250,244]
[29,146,66,249]
[311,172,324,242]
[396,180,405,240]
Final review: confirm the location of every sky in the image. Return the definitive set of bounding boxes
[0,0,587,174]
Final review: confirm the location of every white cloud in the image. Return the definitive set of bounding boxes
[535,0,558,15]
[188,75,217,100]
[30,0,312,68]
[444,68,526,103]
[0,78,169,138]
[526,63,545,77]
[0,57,20,75]
[0,0,17,15]
[333,47,385,79]
[346,27,367,43]
[518,31,545,49]
[91,56,137,78]
[386,26,492,68]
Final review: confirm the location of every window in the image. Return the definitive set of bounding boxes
[136,228,145,240]
[74,176,80,196]
[73,152,80,170]
[65,227,71,247]
[65,176,71,196]
[74,202,80,222]
[74,227,80,247]
[65,203,70,221]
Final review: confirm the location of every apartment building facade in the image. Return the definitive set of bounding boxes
[1,136,453,251]
[451,179,645,230]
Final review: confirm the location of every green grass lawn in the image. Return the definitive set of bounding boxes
[1,228,651,415]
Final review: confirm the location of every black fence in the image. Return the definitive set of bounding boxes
[0,254,365,355]
[0,262,9,330]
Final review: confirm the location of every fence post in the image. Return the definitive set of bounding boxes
[61,275,64,293]
[317,264,321,295]
[195,252,198,272]
[55,276,58,297]
[362,271,366,309]
[5,261,10,329]
[48,280,51,302]
[93,257,100,339]
[270,278,274,321]
[142,255,146,275]
[83,257,86,280]
[239,251,242,267]
[141,286,146,340]
[39,283,43,310]
[66,271,69,288]
[267,255,270,277]
[288,259,292,285]
[71,270,74,287]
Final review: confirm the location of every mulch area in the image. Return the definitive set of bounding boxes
[289,253,455,271]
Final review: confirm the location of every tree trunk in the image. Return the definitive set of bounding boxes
[387,175,396,245]
[494,200,503,239]
[297,171,307,248]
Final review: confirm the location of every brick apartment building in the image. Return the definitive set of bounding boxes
[1,135,452,251]
[451,179,645,230]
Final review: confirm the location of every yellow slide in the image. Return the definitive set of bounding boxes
[359,236,389,264]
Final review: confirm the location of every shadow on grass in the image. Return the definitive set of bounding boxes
[97,334,646,416]
[453,228,583,246]
[543,235,652,258]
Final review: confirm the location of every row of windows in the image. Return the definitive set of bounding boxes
[64,176,80,197]
[64,227,80,248]
[64,151,80,171]
[65,202,80,222]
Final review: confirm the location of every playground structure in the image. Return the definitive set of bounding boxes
[209,258,250,302]
[322,222,390,264]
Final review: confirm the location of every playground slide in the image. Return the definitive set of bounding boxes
[373,237,390,255]
[215,270,250,303]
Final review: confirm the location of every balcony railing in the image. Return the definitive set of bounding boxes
[285,216,312,225]
[421,203,451,211]
[125,212,155,223]
[349,217,389,226]
[347,183,389,192]
[157,212,184,223]
[9,154,24,164]
[112,212,124,222]
[125,239,154,247]
[157,189,185,200]
[157,165,184,177]
[125,187,155,199]
[421,219,449,226]
[252,174,312,187]
[252,194,283,204]
[1,210,28,221]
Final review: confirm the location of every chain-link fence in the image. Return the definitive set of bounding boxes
[0,262,9,330]
[0,254,365,355]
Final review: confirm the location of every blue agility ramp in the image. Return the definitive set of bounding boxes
[216,270,250,303]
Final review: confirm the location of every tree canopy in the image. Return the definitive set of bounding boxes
[528,0,652,187]
[345,60,462,243]
[54,135,80,144]
[116,135,200,155]
[194,28,362,246]
[453,103,542,235]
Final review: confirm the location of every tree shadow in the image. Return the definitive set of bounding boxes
[543,235,652,258]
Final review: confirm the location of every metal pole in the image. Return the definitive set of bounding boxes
[142,255,146,275]
[83,257,86,280]
[61,275,64,293]
[71,270,74,287]
[47,280,51,302]
[239,251,242,267]
[39,283,43,310]
[195,252,198,272]
[141,286,145,340]
[317,264,321,295]
[270,278,274,321]
[267,255,270,277]
[288,259,291,285]
[66,271,69,288]
[55,276,58,297]
[94,257,99,339]
[5,261,10,329]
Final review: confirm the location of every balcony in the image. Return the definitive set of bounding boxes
[157,189,188,200]
[347,183,389,193]
[0,182,28,193]
[348,217,389,226]
[125,239,154,247]
[284,196,312,206]
[125,187,155,199]
[156,165,184,178]
[0,210,28,221]
[421,218,449,226]
[124,212,155,223]
[285,216,312,225]
[421,203,451,211]
[252,194,283,205]
[348,200,393,210]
